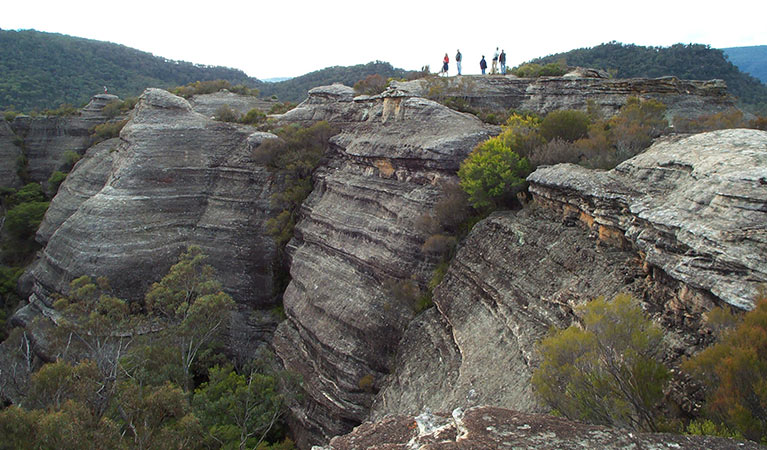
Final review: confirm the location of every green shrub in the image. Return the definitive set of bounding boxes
[42,104,77,117]
[682,291,767,442]
[91,119,128,143]
[268,102,296,115]
[512,61,568,78]
[61,150,81,171]
[673,108,748,133]
[751,116,767,131]
[48,171,67,194]
[3,110,18,122]
[353,74,388,95]
[9,182,45,206]
[213,105,238,122]
[532,294,670,432]
[458,137,531,210]
[5,201,49,240]
[241,108,266,125]
[540,109,591,142]
[172,80,233,98]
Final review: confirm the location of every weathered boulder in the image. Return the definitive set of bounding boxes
[189,89,277,118]
[23,88,279,309]
[389,74,734,120]
[321,406,761,449]
[272,86,498,447]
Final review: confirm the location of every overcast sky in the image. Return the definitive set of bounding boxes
[2,0,766,80]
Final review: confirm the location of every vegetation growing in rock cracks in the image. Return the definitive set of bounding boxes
[0,246,296,449]
[532,294,671,432]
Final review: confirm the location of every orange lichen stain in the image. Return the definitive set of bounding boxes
[375,159,395,178]
[579,211,595,228]
[598,225,626,248]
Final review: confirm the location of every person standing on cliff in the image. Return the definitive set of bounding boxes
[442,53,449,76]
[480,56,487,75]
[456,49,462,76]
[492,47,499,74]
[499,49,507,74]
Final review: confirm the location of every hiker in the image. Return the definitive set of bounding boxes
[500,49,507,74]
[442,53,449,76]
[103,86,108,94]
[480,56,487,75]
[456,50,463,75]
[492,47,499,74]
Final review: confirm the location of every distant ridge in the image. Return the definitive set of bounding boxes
[722,45,767,85]
[0,29,261,111]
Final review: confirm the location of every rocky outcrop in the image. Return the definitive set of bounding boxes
[529,129,767,311]
[372,129,767,425]
[272,85,498,447]
[321,406,761,449]
[389,74,734,120]
[23,89,279,309]
[189,89,277,118]
[2,94,124,188]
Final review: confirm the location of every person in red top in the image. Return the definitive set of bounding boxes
[442,53,449,76]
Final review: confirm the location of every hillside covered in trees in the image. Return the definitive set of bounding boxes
[257,61,415,103]
[0,29,260,111]
[723,45,767,84]
[528,42,767,114]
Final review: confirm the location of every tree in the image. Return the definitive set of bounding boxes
[532,294,670,431]
[683,292,767,442]
[144,245,235,393]
[193,364,287,450]
[458,137,531,210]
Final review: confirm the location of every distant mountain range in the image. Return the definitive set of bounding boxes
[722,45,767,84]
[1,30,765,115]
[527,42,767,114]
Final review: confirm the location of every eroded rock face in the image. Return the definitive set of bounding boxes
[5,94,122,188]
[389,75,734,120]
[372,129,767,426]
[529,129,767,311]
[272,86,498,447]
[321,406,761,449]
[24,89,279,309]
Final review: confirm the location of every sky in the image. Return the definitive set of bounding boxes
[2,0,766,80]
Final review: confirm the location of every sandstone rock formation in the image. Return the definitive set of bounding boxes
[0,93,124,189]
[320,406,761,449]
[272,84,498,447]
[388,74,734,120]
[22,89,279,309]
[189,89,277,118]
[372,129,767,425]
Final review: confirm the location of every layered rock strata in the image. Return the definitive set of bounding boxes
[321,406,761,449]
[23,89,279,309]
[0,119,22,188]
[389,73,734,120]
[189,89,277,118]
[5,94,123,187]
[272,85,498,447]
[372,129,767,424]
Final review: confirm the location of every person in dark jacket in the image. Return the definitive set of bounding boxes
[480,56,487,75]
[499,49,507,74]
[456,49,462,75]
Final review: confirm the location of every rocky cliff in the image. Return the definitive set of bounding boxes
[272,84,498,447]
[372,129,767,425]
[1,94,123,189]
[0,119,22,188]
[21,89,280,314]
[390,72,734,120]
[189,90,277,118]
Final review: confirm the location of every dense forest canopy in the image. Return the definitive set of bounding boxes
[0,29,261,111]
[527,42,767,114]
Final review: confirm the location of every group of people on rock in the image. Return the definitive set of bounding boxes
[441,48,506,76]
